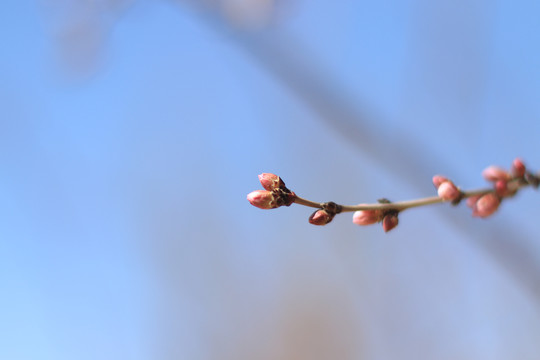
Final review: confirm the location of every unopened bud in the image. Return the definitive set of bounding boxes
[247,190,277,209]
[382,213,399,232]
[309,209,333,226]
[494,180,516,197]
[437,181,461,201]
[258,173,285,191]
[466,195,482,208]
[482,166,511,182]
[511,158,526,178]
[352,208,382,226]
[472,193,501,218]
[432,175,449,189]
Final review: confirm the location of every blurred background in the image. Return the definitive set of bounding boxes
[1,0,540,359]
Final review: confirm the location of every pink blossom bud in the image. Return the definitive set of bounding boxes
[258,173,285,191]
[247,190,277,209]
[472,193,501,218]
[432,175,449,189]
[309,209,332,226]
[494,180,516,197]
[482,166,511,182]
[466,195,482,208]
[352,208,382,226]
[511,158,526,177]
[382,214,399,233]
[437,181,461,201]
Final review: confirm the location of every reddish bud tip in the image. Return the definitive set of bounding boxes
[432,175,449,189]
[247,190,277,209]
[382,214,399,233]
[309,209,333,226]
[352,208,382,226]
[482,166,511,183]
[511,158,526,178]
[472,193,501,218]
[437,181,461,201]
[258,173,284,191]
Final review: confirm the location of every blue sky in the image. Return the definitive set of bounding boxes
[1,1,540,359]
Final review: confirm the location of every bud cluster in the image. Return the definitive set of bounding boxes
[247,173,296,209]
[466,158,539,218]
[352,199,399,232]
[467,158,535,218]
[429,158,538,218]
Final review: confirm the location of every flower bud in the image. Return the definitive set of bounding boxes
[309,209,333,225]
[382,214,399,232]
[352,208,382,226]
[466,195,481,208]
[482,166,511,182]
[247,190,277,209]
[258,173,285,191]
[511,158,526,178]
[437,181,461,201]
[432,175,449,189]
[472,193,500,218]
[494,180,516,197]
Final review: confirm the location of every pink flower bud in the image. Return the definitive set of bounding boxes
[258,173,285,191]
[482,166,511,182]
[471,193,500,218]
[511,158,526,177]
[437,181,461,201]
[309,209,332,226]
[352,208,382,226]
[432,175,449,189]
[466,195,481,208]
[247,190,277,209]
[382,214,399,232]
[494,180,516,197]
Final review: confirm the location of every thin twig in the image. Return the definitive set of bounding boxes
[294,176,535,212]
